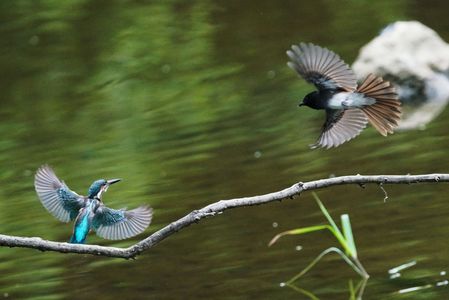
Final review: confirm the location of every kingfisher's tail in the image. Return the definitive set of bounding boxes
[357,74,402,136]
[69,235,86,244]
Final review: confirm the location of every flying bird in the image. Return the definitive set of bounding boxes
[34,165,152,244]
[287,42,401,149]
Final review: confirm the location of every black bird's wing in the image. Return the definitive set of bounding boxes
[34,165,85,222]
[311,109,368,149]
[287,43,357,92]
[92,204,152,240]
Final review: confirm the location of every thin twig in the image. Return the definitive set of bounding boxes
[379,183,389,202]
[0,173,448,259]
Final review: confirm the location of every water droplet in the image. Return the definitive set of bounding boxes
[161,64,171,73]
[441,271,446,276]
[29,35,39,46]
[279,282,286,287]
[272,222,278,228]
[254,151,262,158]
[295,245,302,251]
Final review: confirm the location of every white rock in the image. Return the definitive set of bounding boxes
[352,21,449,130]
[353,21,449,79]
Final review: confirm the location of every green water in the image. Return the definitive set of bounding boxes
[1,0,449,299]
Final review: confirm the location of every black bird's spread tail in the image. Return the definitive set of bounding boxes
[357,74,402,136]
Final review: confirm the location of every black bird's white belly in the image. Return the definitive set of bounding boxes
[327,92,376,109]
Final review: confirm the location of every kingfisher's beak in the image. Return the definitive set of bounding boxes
[107,178,121,185]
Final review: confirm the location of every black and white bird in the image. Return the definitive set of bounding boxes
[287,42,402,149]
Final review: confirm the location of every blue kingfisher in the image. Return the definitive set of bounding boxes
[287,42,401,149]
[34,165,152,244]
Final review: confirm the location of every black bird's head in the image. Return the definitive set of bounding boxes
[88,178,121,200]
[299,91,320,109]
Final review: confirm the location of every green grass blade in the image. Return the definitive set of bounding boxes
[312,193,342,234]
[268,225,332,247]
[285,284,320,300]
[349,279,356,300]
[341,214,357,258]
[355,278,369,299]
[312,192,353,256]
[286,247,366,284]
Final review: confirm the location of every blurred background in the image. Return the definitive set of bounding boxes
[1,0,449,299]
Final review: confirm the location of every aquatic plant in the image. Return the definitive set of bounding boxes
[269,192,368,298]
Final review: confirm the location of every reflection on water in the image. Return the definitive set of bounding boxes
[1,0,449,299]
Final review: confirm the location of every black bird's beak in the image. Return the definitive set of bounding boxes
[107,178,121,185]
[298,102,305,107]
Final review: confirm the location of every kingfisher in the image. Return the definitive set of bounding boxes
[34,165,153,244]
[287,42,401,149]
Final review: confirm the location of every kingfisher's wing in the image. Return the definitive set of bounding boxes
[311,109,368,149]
[34,165,85,222]
[92,204,152,240]
[287,43,357,92]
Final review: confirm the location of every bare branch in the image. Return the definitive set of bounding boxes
[0,173,447,259]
